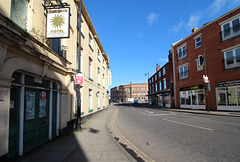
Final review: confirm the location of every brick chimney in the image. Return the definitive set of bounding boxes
[192,27,198,33]
[156,64,161,72]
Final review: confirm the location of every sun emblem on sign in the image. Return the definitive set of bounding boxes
[51,14,65,28]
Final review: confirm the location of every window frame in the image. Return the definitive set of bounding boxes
[223,46,240,69]
[221,15,240,41]
[195,35,202,48]
[177,44,187,60]
[179,64,188,80]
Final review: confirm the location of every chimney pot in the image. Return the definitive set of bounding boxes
[192,27,198,33]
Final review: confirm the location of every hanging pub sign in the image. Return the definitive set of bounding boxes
[46,8,70,38]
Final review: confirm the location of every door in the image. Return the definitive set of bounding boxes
[52,91,57,138]
[23,89,49,153]
[9,86,20,158]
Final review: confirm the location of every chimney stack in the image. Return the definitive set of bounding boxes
[156,64,161,72]
[192,27,198,33]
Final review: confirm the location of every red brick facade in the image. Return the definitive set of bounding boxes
[172,6,240,111]
[111,82,148,103]
[148,51,174,107]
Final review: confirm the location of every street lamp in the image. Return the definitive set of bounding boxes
[145,72,149,103]
[76,0,82,131]
[200,54,209,113]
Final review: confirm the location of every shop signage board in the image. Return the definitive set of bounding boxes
[46,8,70,38]
[217,80,240,87]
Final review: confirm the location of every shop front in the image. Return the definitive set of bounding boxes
[216,80,240,111]
[157,93,171,108]
[9,71,59,158]
[179,85,205,109]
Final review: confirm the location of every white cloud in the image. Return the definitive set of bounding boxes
[147,12,160,26]
[206,0,227,16]
[187,14,200,29]
[171,20,184,33]
[159,58,168,62]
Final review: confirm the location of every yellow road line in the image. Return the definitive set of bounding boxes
[111,107,156,162]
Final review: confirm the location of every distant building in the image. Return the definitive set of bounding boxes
[172,6,240,111]
[111,82,148,103]
[148,51,174,107]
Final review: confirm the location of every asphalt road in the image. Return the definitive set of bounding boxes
[113,103,240,162]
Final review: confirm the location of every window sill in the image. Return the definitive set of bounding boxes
[195,45,202,50]
[179,76,189,80]
[89,44,94,52]
[89,77,94,82]
[224,65,240,71]
[178,56,187,61]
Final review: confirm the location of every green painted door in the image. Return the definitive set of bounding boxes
[23,89,49,153]
[9,86,20,158]
[52,91,57,138]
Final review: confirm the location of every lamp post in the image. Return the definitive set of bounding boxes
[145,72,149,103]
[200,54,209,113]
[76,0,82,131]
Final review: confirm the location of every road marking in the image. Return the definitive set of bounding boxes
[111,108,155,162]
[162,118,213,131]
[144,110,153,114]
[138,110,176,117]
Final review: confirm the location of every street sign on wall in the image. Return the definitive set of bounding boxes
[75,73,84,85]
[46,8,70,38]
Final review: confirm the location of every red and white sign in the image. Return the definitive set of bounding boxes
[203,75,209,83]
[75,73,84,85]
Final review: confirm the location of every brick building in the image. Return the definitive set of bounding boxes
[110,86,119,101]
[148,51,174,107]
[172,6,240,111]
[110,82,148,103]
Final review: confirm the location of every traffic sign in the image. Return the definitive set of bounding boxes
[75,73,84,85]
[203,75,209,83]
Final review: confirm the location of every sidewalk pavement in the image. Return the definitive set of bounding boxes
[18,105,135,162]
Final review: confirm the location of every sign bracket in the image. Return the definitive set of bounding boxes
[43,0,70,10]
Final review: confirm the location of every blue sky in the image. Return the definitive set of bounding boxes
[84,0,240,89]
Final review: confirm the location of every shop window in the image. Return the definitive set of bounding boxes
[217,87,226,105]
[198,89,205,105]
[192,90,198,105]
[227,86,237,106]
[180,89,205,106]
[186,91,191,105]
[180,91,186,105]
